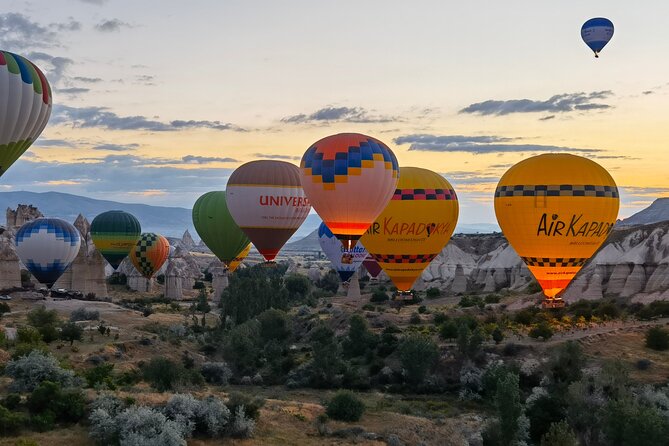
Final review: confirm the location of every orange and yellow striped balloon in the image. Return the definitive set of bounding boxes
[361,167,459,292]
[494,154,619,300]
[129,233,170,279]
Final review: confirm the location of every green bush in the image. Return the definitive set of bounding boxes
[0,301,10,316]
[60,322,83,345]
[27,381,86,423]
[85,363,116,388]
[27,306,61,343]
[142,357,203,391]
[529,322,554,340]
[409,313,422,324]
[417,305,428,314]
[226,392,265,420]
[432,312,447,325]
[326,390,365,422]
[425,287,441,299]
[645,326,669,351]
[258,308,291,342]
[1,393,21,410]
[193,280,205,289]
[370,289,389,302]
[0,404,25,435]
[439,320,458,340]
[398,334,439,385]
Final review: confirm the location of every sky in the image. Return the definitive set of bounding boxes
[2,0,669,226]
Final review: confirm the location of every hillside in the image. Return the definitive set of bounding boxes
[619,197,669,227]
[0,191,194,238]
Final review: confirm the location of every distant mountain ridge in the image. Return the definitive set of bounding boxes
[619,198,669,227]
[0,191,195,238]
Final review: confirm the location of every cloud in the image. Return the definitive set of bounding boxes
[282,106,396,124]
[134,75,155,85]
[539,115,555,121]
[50,105,246,132]
[57,87,90,96]
[251,153,300,161]
[393,134,602,154]
[95,19,131,32]
[182,155,238,164]
[460,91,613,116]
[73,76,103,83]
[1,155,236,207]
[642,90,654,95]
[79,0,108,4]
[91,143,139,152]
[0,13,81,51]
[32,138,75,148]
[26,52,73,86]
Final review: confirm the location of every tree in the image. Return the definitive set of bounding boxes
[398,334,439,386]
[603,397,669,446]
[310,325,342,387]
[645,326,669,351]
[220,274,290,324]
[195,290,211,327]
[440,320,458,340]
[316,269,340,294]
[425,287,441,299]
[528,394,567,443]
[548,341,585,388]
[27,305,61,343]
[492,327,504,344]
[257,308,291,343]
[326,390,365,422]
[540,420,579,446]
[223,320,262,374]
[496,372,522,446]
[284,274,311,299]
[342,314,377,357]
[529,321,554,340]
[60,322,83,345]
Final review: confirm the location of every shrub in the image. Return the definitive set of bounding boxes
[370,289,389,302]
[342,314,377,357]
[85,363,116,388]
[163,393,198,437]
[200,362,232,385]
[193,280,205,289]
[540,420,578,446]
[5,351,79,392]
[409,313,422,324]
[1,393,21,410]
[645,326,669,351]
[326,390,365,422]
[27,381,86,423]
[529,321,554,340]
[142,357,203,392]
[27,306,61,343]
[194,395,230,436]
[425,287,441,299]
[398,334,439,385]
[0,404,25,435]
[70,307,100,322]
[116,406,185,446]
[492,327,504,344]
[439,320,458,340]
[60,322,83,345]
[636,359,652,370]
[222,320,262,374]
[0,301,10,316]
[226,392,265,421]
[485,294,501,304]
[229,405,255,438]
[433,312,447,325]
[418,305,428,314]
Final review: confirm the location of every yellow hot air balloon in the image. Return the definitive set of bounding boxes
[494,154,619,307]
[361,167,459,292]
[227,243,251,273]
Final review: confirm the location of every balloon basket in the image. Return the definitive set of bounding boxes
[393,290,415,302]
[262,261,277,268]
[542,298,565,309]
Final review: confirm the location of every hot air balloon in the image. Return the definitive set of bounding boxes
[300,133,399,251]
[90,210,141,270]
[0,51,52,176]
[129,233,170,280]
[15,218,80,288]
[318,222,367,283]
[581,18,614,58]
[192,191,250,266]
[226,160,311,262]
[361,167,459,293]
[494,154,619,307]
[362,255,383,279]
[228,243,251,273]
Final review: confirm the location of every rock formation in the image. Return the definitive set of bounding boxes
[54,214,108,298]
[209,260,229,303]
[181,229,196,249]
[0,227,21,289]
[6,204,42,228]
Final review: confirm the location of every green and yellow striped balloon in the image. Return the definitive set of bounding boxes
[91,210,141,270]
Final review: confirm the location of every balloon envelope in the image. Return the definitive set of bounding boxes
[226,160,310,261]
[90,210,141,270]
[494,154,619,299]
[300,133,399,249]
[0,51,52,176]
[192,191,250,265]
[228,243,251,273]
[129,233,170,279]
[362,255,383,278]
[15,218,81,288]
[318,222,367,282]
[581,18,614,56]
[361,167,459,292]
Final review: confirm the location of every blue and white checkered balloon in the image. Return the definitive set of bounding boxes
[15,218,81,288]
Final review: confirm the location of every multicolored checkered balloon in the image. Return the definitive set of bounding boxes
[129,233,170,279]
